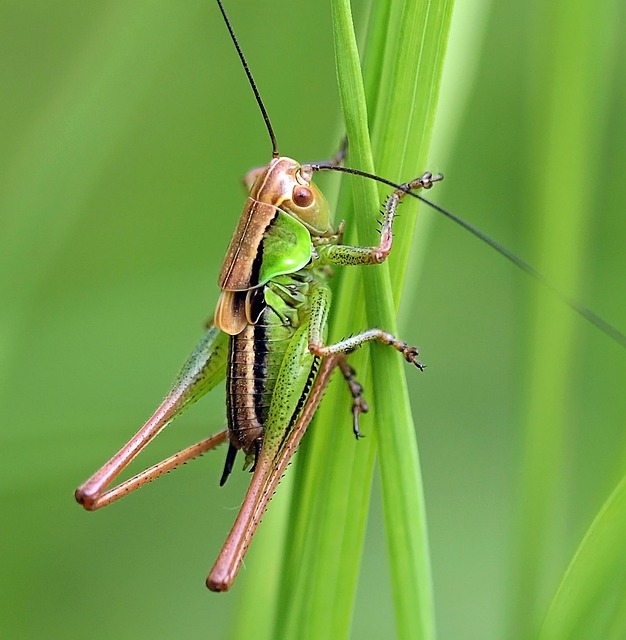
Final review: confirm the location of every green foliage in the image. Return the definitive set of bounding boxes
[539,475,626,639]
[1,1,625,639]
[241,2,453,637]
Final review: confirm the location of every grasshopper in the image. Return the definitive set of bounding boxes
[75,0,625,593]
[75,0,442,592]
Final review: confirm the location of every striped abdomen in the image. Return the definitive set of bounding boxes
[226,304,294,459]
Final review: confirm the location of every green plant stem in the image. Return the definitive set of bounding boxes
[270,1,454,639]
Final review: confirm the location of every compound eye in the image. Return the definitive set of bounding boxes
[292,186,314,208]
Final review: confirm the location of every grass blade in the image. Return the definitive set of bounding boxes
[511,0,623,635]
[272,1,454,638]
[539,474,626,639]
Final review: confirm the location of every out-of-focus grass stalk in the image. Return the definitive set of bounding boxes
[512,0,622,636]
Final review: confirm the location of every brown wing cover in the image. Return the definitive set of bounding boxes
[218,199,277,291]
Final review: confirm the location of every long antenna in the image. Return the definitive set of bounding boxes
[216,0,279,158]
[309,162,626,349]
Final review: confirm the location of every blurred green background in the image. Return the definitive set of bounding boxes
[1,1,624,639]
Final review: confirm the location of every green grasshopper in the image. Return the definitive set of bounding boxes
[75,0,625,593]
[75,0,442,592]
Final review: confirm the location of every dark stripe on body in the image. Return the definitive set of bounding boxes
[252,320,268,428]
